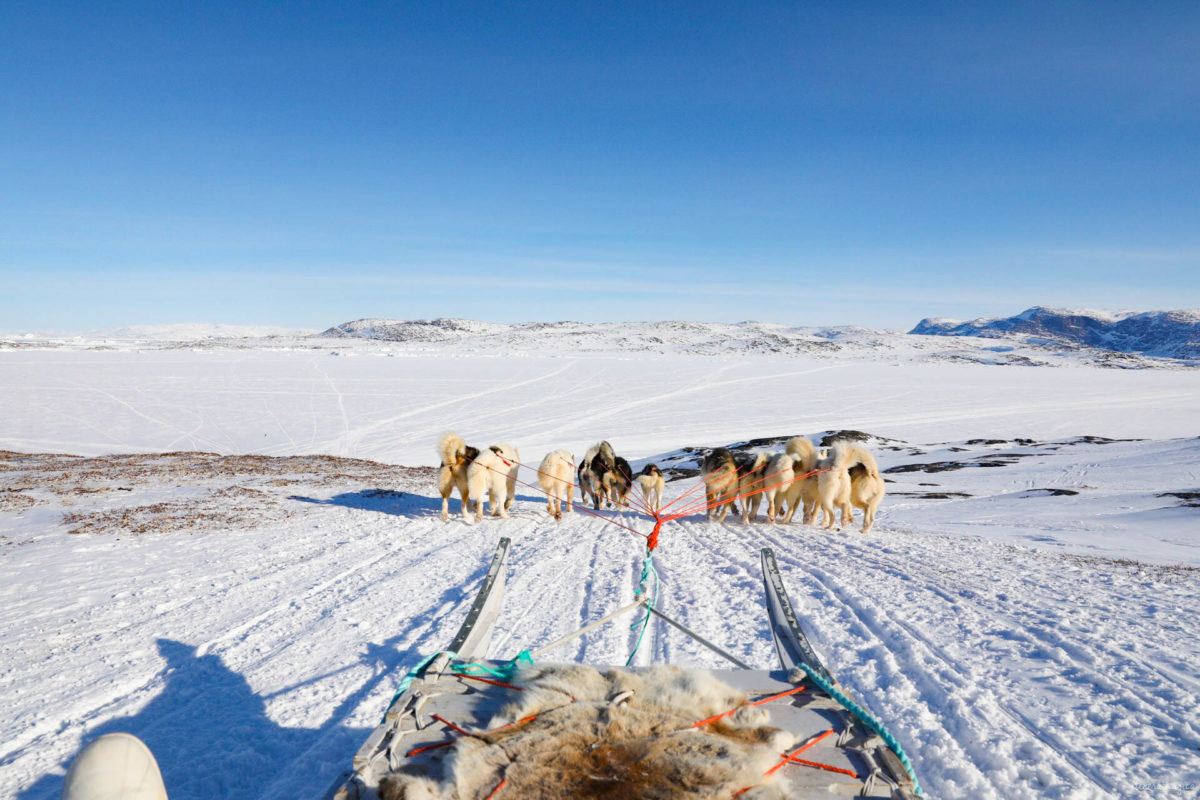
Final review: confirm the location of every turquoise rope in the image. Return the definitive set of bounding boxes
[452,650,533,681]
[381,651,454,723]
[794,662,924,797]
[625,548,660,666]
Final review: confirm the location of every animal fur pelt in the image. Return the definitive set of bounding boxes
[379,664,794,800]
[635,464,664,513]
[538,449,575,520]
[466,443,520,522]
[437,432,479,522]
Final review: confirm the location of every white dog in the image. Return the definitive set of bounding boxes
[815,444,852,530]
[538,449,575,520]
[466,443,520,522]
[815,441,884,532]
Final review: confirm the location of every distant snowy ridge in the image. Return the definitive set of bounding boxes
[317,315,1198,367]
[89,323,319,341]
[911,306,1200,360]
[320,317,854,355]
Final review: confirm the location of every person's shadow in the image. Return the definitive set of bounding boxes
[20,638,382,800]
[20,560,486,800]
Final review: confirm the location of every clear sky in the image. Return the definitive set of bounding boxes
[2,1,1198,331]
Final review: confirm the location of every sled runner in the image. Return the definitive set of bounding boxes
[325,540,921,800]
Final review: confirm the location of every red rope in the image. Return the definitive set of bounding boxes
[691,684,807,728]
[457,673,525,692]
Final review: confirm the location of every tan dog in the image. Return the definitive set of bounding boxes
[437,432,478,522]
[761,452,796,523]
[467,442,520,522]
[538,449,575,520]
[779,437,820,524]
[847,445,885,533]
[635,464,665,513]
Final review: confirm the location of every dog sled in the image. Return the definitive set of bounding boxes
[325,539,923,800]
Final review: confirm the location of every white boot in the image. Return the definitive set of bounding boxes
[62,733,167,800]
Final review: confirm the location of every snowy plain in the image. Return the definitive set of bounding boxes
[1,336,1198,800]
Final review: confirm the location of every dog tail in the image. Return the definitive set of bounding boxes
[846,444,880,479]
[438,432,467,467]
[786,436,816,471]
[598,440,616,470]
[827,441,858,472]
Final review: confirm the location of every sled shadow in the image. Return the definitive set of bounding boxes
[22,560,493,800]
[289,489,442,517]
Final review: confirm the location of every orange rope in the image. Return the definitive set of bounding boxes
[691,685,808,728]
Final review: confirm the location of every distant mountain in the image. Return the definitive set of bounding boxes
[319,318,855,356]
[910,307,1200,361]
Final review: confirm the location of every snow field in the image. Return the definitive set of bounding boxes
[2,349,1199,799]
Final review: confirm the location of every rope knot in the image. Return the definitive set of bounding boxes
[647,519,663,551]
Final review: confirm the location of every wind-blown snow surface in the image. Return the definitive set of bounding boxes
[2,347,1199,800]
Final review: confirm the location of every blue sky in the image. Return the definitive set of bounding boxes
[2,2,1198,331]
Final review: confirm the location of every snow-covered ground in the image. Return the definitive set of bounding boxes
[2,345,1198,800]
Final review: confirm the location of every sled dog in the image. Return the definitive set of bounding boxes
[467,442,520,522]
[847,445,885,533]
[538,449,575,520]
[702,448,740,522]
[735,452,770,523]
[815,441,885,532]
[635,464,665,513]
[437,432,479,522]
[761,452,796,523]
[779,437,820,525]
[605,456,634,509]
[577,441,617,510]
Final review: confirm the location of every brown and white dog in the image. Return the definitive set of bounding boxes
[577,441,617,510]
[735,452,770,523]
[437,432,479,522]
[467,442,520,522]
[761,451,796,523]
[538,449,575,520]
[605,456,634,509]
[702,448,740,522]
[635,464,665,513]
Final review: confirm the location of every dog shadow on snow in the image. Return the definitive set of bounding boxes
[288,488,442,517]
[288,490,556,519]
[19,577,481,800]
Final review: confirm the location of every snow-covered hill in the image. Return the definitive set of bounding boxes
[911,306,1200,361]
